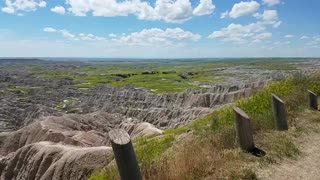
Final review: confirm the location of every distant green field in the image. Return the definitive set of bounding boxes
[26,58,304,93]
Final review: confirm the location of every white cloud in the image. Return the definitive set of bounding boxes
[254,10,281,28]
[1,0,46,14]
[274,41,291,45]
[109,33,117,38]
[300,36,309,40]
[251,32,272,43]
[38,1,46,7]
[65,0,215,23]
[78,33,106,41]
[60,30,76,40]
[226,1,260,18]
[220,10,228,19]
[114,28,201,45]
[262,0,281,6]
[273,21,281,28]
[312,36,320,41]
[150,0,194,23]
[2,0,215,22]
[43,27,57,32]
[254,10,277,22]
[43,27,106,41]
[1,7,15,14]
[209,8,281,45]
[208,22,268,43]
[51,6,66,15]
[193,0,215,16]
[306,36,320,48]
[254,32,272,40]
[285,34,295,38]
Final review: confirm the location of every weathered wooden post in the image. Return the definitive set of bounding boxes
[109,129,142,180]
[271,94,288,131]
[233,107,255,151]
[308,90,318,110]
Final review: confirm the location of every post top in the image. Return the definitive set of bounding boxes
[308,90,317,96]
[271,93,284,103]
[109,129,131,145]
[233,107,250,119]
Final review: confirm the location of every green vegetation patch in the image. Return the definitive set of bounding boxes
[111,73,196,93]
[135,135,175,164]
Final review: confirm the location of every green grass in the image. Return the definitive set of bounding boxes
[135,135,175,165]
[7,85,30,94]
[73,74,113,88]
[2,82,10,88]
[191,71,226,84]
[42,70,74,79]
[246,62,297,70]
[111,73,196,93]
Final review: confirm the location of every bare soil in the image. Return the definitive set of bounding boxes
[257,122,320,179]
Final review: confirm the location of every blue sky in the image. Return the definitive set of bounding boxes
[0,0,319,58]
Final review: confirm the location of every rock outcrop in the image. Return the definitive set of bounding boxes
[77,81,267,128]
[120,122,163,139]
[0,142,113,180]
[0,112,129,155]
[0,112,164,180]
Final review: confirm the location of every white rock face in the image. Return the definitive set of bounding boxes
[121,122,163,139]
[78,81,266,128]
[0,142,113,180]
[0,112,165,180]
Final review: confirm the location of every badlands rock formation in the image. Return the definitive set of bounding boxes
[0,112,163,180]
[77,81,266,128]
[0,142,113,180]
[0,69,267,133]
[0,81,266,180]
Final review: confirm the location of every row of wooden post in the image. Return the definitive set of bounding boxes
[108,90,318,180]
[234,90,318,152]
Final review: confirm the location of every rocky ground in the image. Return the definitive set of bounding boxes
[0,58,319,180]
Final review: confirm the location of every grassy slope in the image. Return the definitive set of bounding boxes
[89,72,320,180]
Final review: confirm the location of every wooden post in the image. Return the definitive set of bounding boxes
[233,107,255,151]
[109,129,142,180]
[308,90,318,110]
[271,94,288,131]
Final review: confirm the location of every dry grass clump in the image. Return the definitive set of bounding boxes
[140,123,304,180]
[141,127,245,180]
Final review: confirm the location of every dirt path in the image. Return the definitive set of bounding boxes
[257,131,320,180]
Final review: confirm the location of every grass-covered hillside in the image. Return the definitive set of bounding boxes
[90,72,320,179]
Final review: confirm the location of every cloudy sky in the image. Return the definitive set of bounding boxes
[0,0,319,58]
